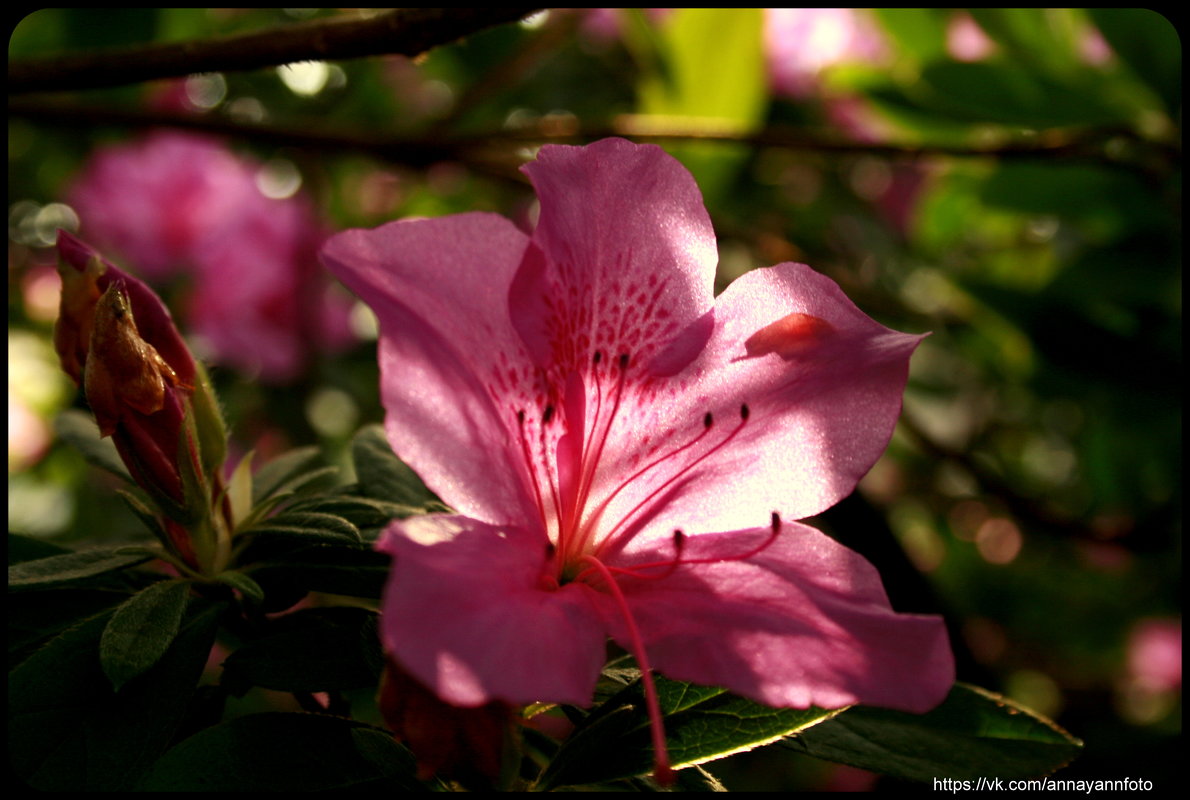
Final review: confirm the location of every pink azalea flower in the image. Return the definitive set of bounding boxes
[322,138,953,779]
[765,8,888,98]
[68,131,354,382]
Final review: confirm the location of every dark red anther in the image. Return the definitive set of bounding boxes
[740,403,750,421]
[703,411,713,429]
[542,404,555,424]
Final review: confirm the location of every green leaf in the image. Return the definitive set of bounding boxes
[8,545,154,590]
[540,675,838,789]
[283,491,419,529]
[115,487,170,542]
[220,607,382,693]
[53,409,133,484]
[1087,9,1181,118]
[351,424,439,508]
[246,543,391,603]
[251,445,323,505]
[968,9,1081,74]
[637,8,766,200]
[225,450,255,528]
[912,61,1130,128]
[10,587,133,669]
[7,531,69,564]
[9,599,223,790]
[873,8,950,63]
[214,570,265,604]
[240,510,362,544]
[786,683,1083,782]
[189,360,228,479]
[99,579,192,691]
[137,713,429,791]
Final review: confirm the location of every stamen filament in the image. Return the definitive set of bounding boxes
[569,354,630,555]
[516,409,549,532]
[595,406,751,562]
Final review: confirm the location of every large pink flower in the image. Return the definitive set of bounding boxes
[322,138,952,775]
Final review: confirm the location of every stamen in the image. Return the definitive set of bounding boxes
[580,529,686,582]
[595,405,751,561]
[538,408,564,546]
[578,555,674,786]
[568,352,632,555]
[538,542,560,591]
[589,515,781,582]
[516,409,548,531]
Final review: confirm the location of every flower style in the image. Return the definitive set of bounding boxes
[322,139,953,778]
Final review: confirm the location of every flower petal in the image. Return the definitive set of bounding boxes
[512,139,718,376]
[377,515,609,707]
[321,214,540,525]
[605,521,954,713]
[595,262,923,555]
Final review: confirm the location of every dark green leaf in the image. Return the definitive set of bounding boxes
[246,543,391,602]
[540,675,838,789]
[137,713,428,791]
[214,570,265,604]
[54,409,133,483]
[8,545,154,590]
[886,61,1132,128]
[979,162,1156,226]
[240,510,362,544]
[1088,9,1181,117]
[7,531,69,564]
[968,9,1080,73]
[251,445,323,505]
[100,579,192,691]
[189,361,228,480]
[283,491,417,529]
[9,587,132,669]
[786,683,1083,781]
[9,599,223,790]
[352,424,439,508]
[115,487,169,541]
[873,8,950,63]
[221,607,383,692]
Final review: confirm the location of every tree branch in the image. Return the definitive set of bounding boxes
[11,98,1174,174]
[9,9,542,94]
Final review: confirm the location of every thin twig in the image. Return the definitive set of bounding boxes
[10,97,1176,176]
[9,9,542,94]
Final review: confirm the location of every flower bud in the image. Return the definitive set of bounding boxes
[378,659,511,783]
[54,230,230,573]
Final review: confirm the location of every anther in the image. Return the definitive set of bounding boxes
[740,403,750,421]
[542,404,555,424]
[517,409,526,426]
[771,511,780,532]
[618,353,630,370]
[593,351,603,365]
[703,411,713,429]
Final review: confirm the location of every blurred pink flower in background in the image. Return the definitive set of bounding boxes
[1127,618,1182,692]
[764,8,887,99]
[68,132,354,381]
[947,12,997,62]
